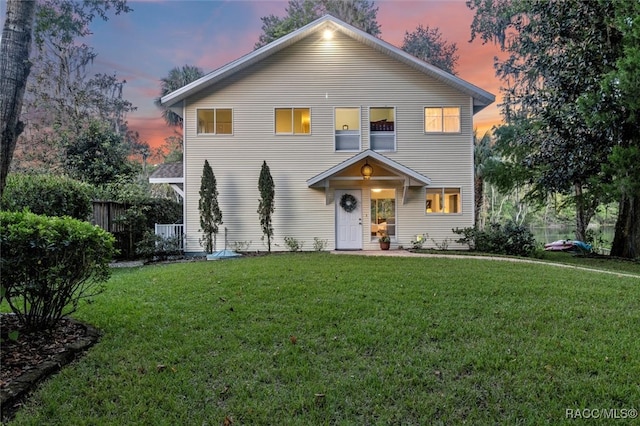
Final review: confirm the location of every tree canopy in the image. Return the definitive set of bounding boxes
[401,25,459,74]
[1,0,132,196]
[155,65,205,128]
[468,0,640,257]
[255,0,380,49]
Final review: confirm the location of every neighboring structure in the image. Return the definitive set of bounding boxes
[157,15,494,254]
[149,162,184,201]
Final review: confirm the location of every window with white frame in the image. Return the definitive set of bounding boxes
[335,107,360,151]
[369,107,396,151]
[275,108,310,134]
[426,188,461,213]
[197,108,233,134]
[424,107,460,133]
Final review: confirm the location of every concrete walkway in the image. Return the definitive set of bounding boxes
[331,250,640,279]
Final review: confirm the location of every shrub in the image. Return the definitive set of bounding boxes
[135,231,183,262]
[453,222,537,257]
[410,233,428,249]
[0,210,116,330]
[284,236,303,252]
[1,174,94,220]
[313,237,328,251]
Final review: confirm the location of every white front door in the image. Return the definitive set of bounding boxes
[335,189,362,250]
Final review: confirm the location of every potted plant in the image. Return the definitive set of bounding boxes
[378,230,391,250]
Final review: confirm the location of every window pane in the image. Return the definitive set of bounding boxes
[275,108,292,133]
[425,108,442,132]
[444,188,461,213]
[198,109,215,134]
[370,189,396,238]
[443,107,460,132]
[216,109,232,134]
[426,188,461,213]
[426,188,442,213]
[370,134,395,151]
[293,108,310,134]
[370,107,395,131]
[335,108,360,131]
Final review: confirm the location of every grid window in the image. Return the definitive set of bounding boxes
[425,107,460,133]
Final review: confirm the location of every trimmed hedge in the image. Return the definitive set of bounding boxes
[0,210,116,330]
[1,174,94,220]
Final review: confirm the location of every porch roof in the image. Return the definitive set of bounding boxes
[306,150,431,188]
[149,162,184,185]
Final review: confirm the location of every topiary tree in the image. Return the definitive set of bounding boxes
[258,161,275,252]
[0,210,116,330]
[198,160,222,254]
[1,173,94,220]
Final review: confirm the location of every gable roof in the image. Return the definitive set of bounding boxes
[306,150,431,188]
[160,15,495,114]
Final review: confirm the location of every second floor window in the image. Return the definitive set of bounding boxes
[197,108,233,134]
[425,107,460,133]
[370,107,396,151]
[275,108,310,134]
[335,107,360,151]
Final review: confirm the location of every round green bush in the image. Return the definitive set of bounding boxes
[0,210,116,330]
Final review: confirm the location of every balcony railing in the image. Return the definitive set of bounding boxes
[154,224,184,251]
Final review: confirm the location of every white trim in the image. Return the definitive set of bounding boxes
[149,177,184,184]
[307,150,431,188]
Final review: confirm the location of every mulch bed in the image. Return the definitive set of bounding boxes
[0,313,101,422]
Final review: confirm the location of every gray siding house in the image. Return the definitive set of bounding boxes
[159,15,494,254]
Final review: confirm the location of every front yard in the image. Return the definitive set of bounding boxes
[5,253,640,425]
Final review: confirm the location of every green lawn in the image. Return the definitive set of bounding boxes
[7,253,640,425]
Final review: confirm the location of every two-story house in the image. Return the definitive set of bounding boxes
[158,15,494,254]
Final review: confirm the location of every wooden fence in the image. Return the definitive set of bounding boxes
[92,200,128,233]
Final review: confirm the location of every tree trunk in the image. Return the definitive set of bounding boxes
[573,183,597,242]
[0,0,37,197]
[610,194,640,259]
[474,176,483,229]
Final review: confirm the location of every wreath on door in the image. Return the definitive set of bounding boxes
[339,193,358,213]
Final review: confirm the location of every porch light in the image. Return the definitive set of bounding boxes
[323,29,334,40]
[361,160,373,180]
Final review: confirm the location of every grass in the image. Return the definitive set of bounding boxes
[414,248,640,276]
[6,253,640,425]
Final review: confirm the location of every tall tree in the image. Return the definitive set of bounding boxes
[467,0,622,242]
[255,0,380,49]
[64,120,137,186]
[3,0,132,181]
[155,65,204,128]
[401,25,459,74]
[0,0,37,197]
[583,0,640,258]
[258,161,275,252]
[199,160,222,254]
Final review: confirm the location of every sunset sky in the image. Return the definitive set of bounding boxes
[66,0,505,151]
